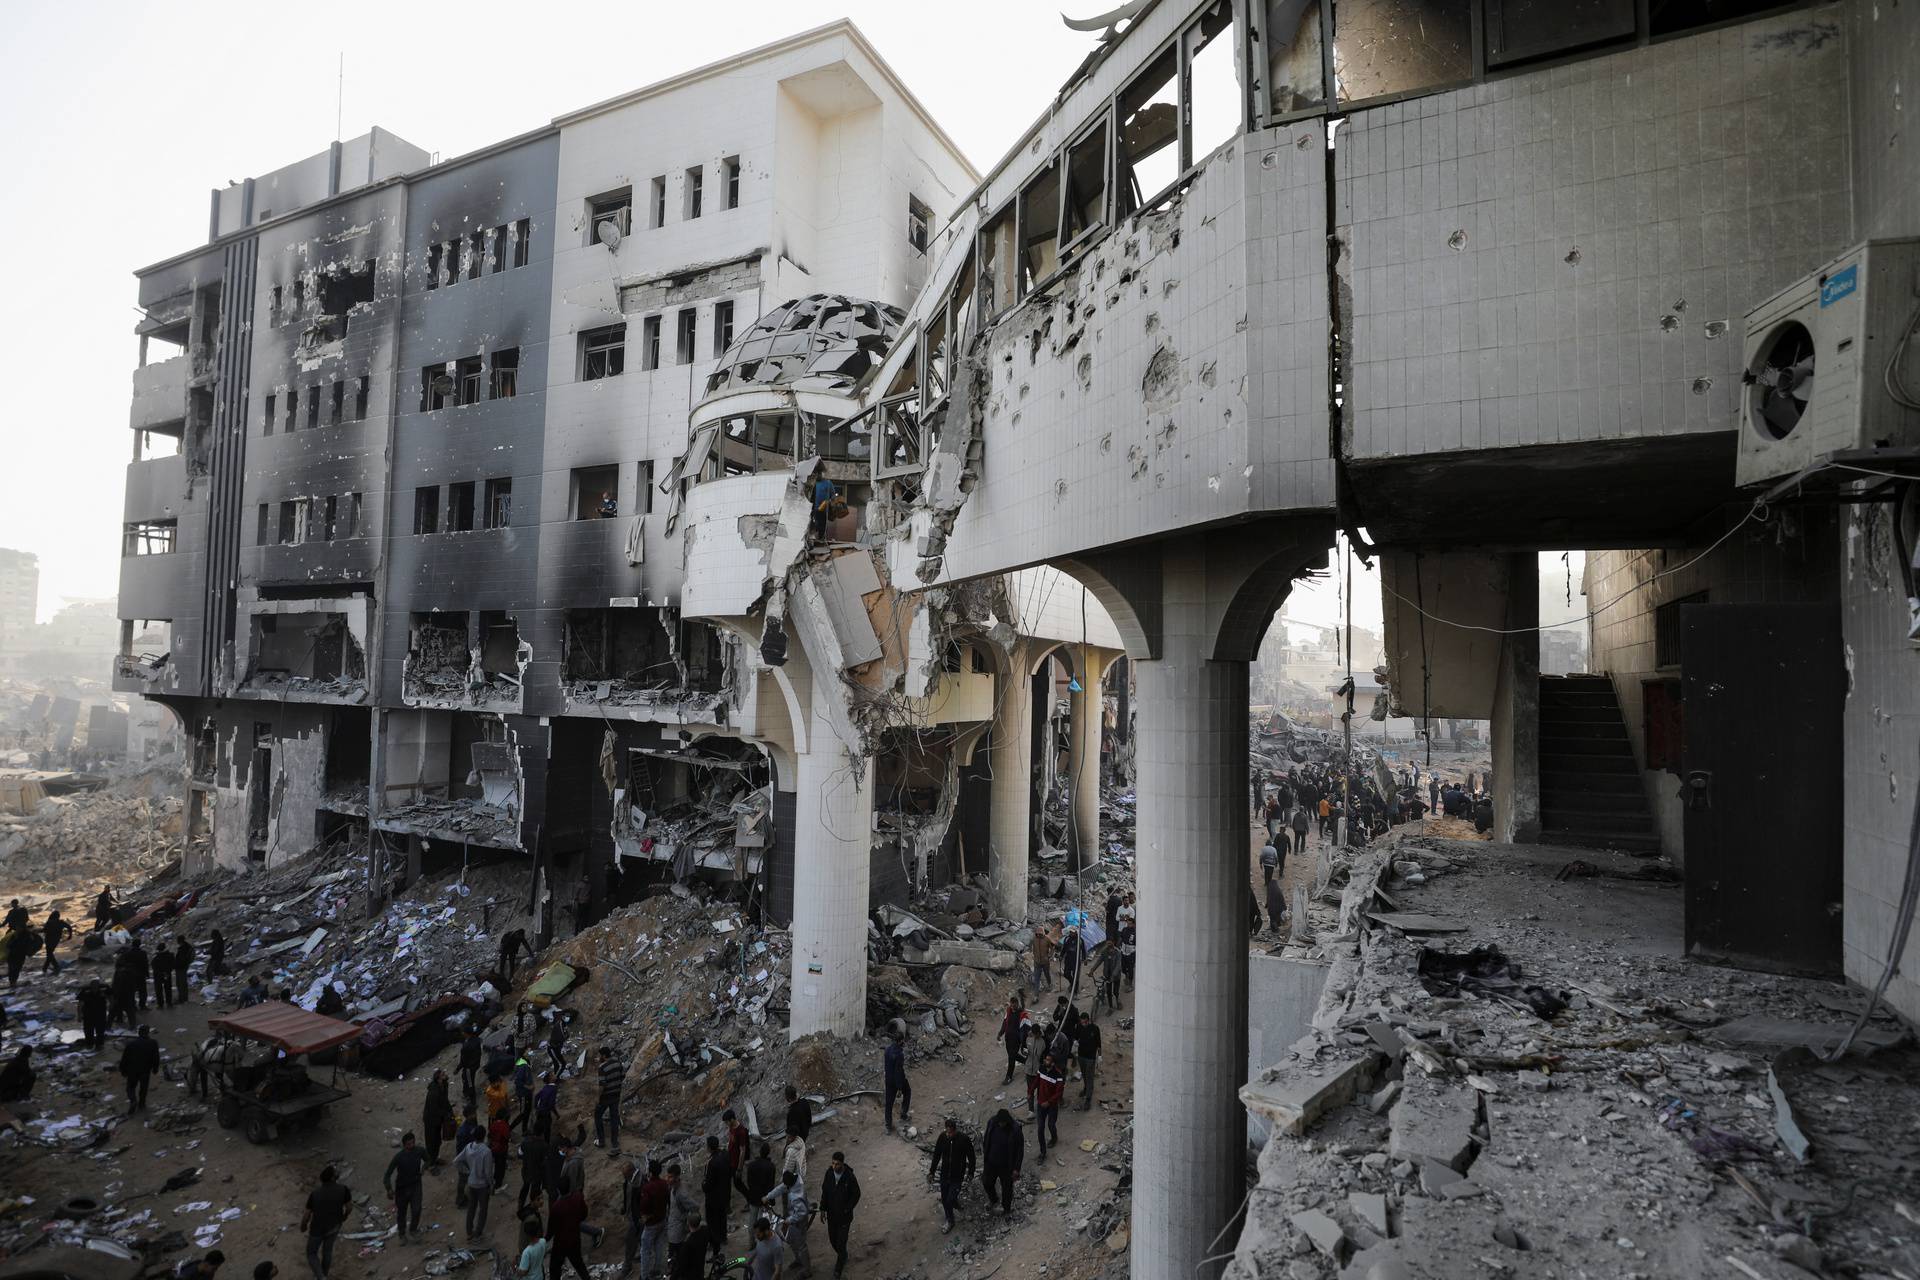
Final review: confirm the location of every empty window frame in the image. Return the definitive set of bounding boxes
[641,316,662,371]
[322,495,339,542]
[483,478,512,529]
[442,239,462,286]
[1017,161,1061,294]
[329,380,345,425]
[269,285,283,326]
[1264,0,1329,117]
[572,464,620,519]
[979,204,1018,317]
[257,504,270,545]
[907,195,932,253]
[922,307,949,408]
[425,244,443,289]
[447,482,476,533]
[713,300,735,357]
[589,188,633,245]
[1186,1,1240,162]
[354,375,370,420]
[123,520,177,555]
[491,348,519,399]
[490,225,508,274]
[649,176,667,229]
[343,493,363,538]
[949,248,977,349]
[582,324,626,380]
[467,230,485,280]
[1486,0,1634,66]
[1060,117,1110,250]
[683,166,703,220]
[722,155,741,210]
[676,309,697,365]
[305,385,320,429]
[413,486,440,534]
[291,277,306,314]
[1117,43,1181,216]
[637,460,655,513]
[285,388,300,432]
[422,364,452,412]
[278,498,310,546]
[456,355,485,406]
[1332,0,1472,105]
[263,393,276,435]
[513,218,532,268]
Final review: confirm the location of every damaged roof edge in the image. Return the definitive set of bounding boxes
[550,19,980,188]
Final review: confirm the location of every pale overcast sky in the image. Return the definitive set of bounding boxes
[0,0,1093,618]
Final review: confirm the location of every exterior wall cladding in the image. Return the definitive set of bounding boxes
[117,24,975,920]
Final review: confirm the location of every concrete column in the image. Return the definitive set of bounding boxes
[1132,560,1250,1280]
[788,675,875,1040]
[1069,648,1109,870]
[1492,552,1541,842]
[988,642,1035,919]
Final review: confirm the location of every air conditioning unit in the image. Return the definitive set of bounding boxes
[1736,239,1920,487]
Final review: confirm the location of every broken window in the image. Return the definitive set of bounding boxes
[286,388,300,432]
[637,460,655,513]
[354,375,370,420]
[513,219,532,268]
[314,259,376,339]
[875,351,926,478]
[490,348,519,399]
[950,249,977,346]
[723,155,741,209]
[448,482,476,533]
[322,495,339,541]
[456,355,484,406]
[1118,43,1181,216]
[344,493,362,538]
[405,612,470,698]
[908,195,932,253]
[922,306,948,407]
[572,464,620,519]
[291,277,306,315]
[462,230,482,280]
[279,498,309,546]
[684,166,703,220]
[1266,0,1328,116]
[641,316,661,371]
[122,520,177,555]
[490,225,508,273]
[263,393,276,435]
[269,285,283,326]
[714,299,735,356]
[443,240,463,286]
[257,504,270,545]
[249,610,365,688]
[330,380,345,426]
[1061,118,1110,249]
[478,612,523,679]
[1186,1,1239,162]
[1486,0,1634,65]
[1333,0,1472,104]
[414,487,440,534]
[980,205,1016,317]
[1018,161,1061,293]
[483,478,512,529]
[649,176,667,229]
[422,363,454,411]
[589,188,632,246]
[676,309,697,365]
[306,385,320,429]
[425,243,443,289]
[582,324,626,380]
[564,608,673,689]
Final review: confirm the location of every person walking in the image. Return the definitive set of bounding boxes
[725,1109,751,1204]
[516,1217,550,1280]
[384,1133,426,1242]
[783,1085,813,1143]
[78,979,109,1051]
[548,1182,603,1280]
[1259,838,1279,885]
[150,940,174,1010]
[1291,803,1311,852]
[498,928,533,984]
[40,908,71,974]
[302,1166,354,1280]
[926,1119,974,1235]
[512,1054,536,1132]
[742,1143,777,1222]
[119,1024,160,1114]
[996,995,1027,1086]
[517,1126,552,1216]
[882,1033,910,1134]
[173,936,194,1003]
[634,1160,669,1279]
[1100,939,1123,1013]
[700,1136,731,1257]
[1074,1016,1102,1110]
[668,1214,710,1280]
[770,1171,810,1277]
[423,1070,454,1168]
[206,929,228,978]
[1029,924,1055,994]
[93,886,116,931]
[1265,871,1287,935]
[488,1106,513,1190]
[4,920,34,990]
[533,1072,560,1140]
[817,1151,860,1278]
[595,1045,626,1151]
[664,1165,700,1269]
[748,1219,782,1280]
[1060,927,1083,996]
[1033,1055,1064,1164]
[979,1109,1023,1218]
[546,1015,570,1078]
[110,949,139,1028]
[459,1029,484,1098]
[455,1131,494,1239]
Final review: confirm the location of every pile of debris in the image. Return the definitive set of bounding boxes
[0,763,184,905]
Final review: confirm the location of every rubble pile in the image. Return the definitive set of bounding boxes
[1233,836,1920,1280]
[0,763,185,907]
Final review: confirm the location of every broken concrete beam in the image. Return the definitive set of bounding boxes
[1291,1209,1347,1260]
[902,940,1017,971]
[1241,1055,1378,1138]
[1388,1073,1479,1173]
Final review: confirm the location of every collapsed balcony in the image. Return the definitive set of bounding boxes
[561,608,730,717]
[611,740,770,879]
[240,598,371,701]
[373,709,523,851]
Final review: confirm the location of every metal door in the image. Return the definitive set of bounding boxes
[1681,604,1843,973]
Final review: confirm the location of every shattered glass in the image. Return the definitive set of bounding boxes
[702,293,906,397]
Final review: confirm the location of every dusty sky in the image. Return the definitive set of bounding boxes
[0,2,1585,640]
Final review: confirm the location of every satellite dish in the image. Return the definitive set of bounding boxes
[596,221,622,251]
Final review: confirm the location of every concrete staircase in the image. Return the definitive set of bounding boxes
[1538,674,1662,855]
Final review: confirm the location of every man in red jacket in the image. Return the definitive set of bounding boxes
[547,1185,603,1280]
[1033,1054,1064,1164]
[995,995,1027,1086]
[724,1109,751,1205]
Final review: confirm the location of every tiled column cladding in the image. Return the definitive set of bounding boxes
[1132,568,1250,1280]
[989,646,1035,919]
[788,673,876,1040]
[1069,648,1108,870]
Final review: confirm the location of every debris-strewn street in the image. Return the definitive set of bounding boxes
[1234,831,1920,1280]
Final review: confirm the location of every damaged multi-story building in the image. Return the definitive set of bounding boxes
[123,2,1920,1277]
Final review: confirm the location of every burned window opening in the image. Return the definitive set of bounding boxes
[908,195,933,254]
[263,393,276,436]
[467,231,485,280]
[278,498,310,546]
[310,258,376,345]
[246,610,368,693]
[305,385,320,429]
[123,520,177,556]
[571,465,621,520]
[513,219,532,268]
[641,316,662,371]
[354,375,370,420]
[561,608,700,700]
[483,477,512,530]
[1264,0,1329,115]
[456,356,484,406]
[285,387,299,432]
[413,486,440,535]
[614,739,769,874]
[404,612,471,702]
[422,363,454,412]
[330,380,345,426]
[447,482,476,533]
[425,244,443,289]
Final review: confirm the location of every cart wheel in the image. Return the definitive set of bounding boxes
[216,1096,241,1129]
[244,1112,271,1144]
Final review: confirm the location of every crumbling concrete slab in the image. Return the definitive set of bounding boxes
[1241,1055,1378,1138]
[1350,1191,1390,1238]
[902,940,1017,971]
[1292,1208,1347,1260]
[1388,1072,1480,1173]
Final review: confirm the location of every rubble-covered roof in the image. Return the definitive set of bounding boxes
[703,293,905,398]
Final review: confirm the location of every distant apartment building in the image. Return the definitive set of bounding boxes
[0,549,38,655]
